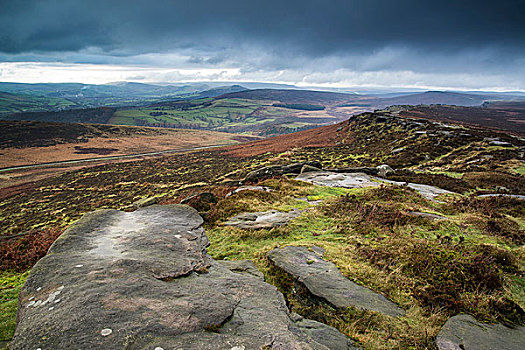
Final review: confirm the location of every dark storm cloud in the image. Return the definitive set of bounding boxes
[0,0,524,89]
[1,0,523,55]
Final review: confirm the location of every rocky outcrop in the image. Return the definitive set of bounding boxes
[10,205,356,350]
[296,171,453,201]
[296,171,380,189]
[477,194,525,200]
[223,209,302,229]
[267,246,405,317]
[436,314,525,350]
[132,196,158,209]
[244,162,323,183]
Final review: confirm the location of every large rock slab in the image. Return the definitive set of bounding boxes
[436,314,525,350]
[477,194,525,200]
[268,246,405,317]
[11,205,356,350]
[224,209,302,229]
[296,171,453,201]
[296,171,380,189]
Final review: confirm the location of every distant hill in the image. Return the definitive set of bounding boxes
[371,91,490,108]
[192,85,248,98]
[0,82,251,113]
[399,102,525,135]
[217,89,361,106]
[3,107,116,124]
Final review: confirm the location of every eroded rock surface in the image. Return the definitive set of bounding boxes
[436,314,525,350]
[477,194,525,200]
[223,209,302,229]
[296,171,380,189]
[267,246,405,317]
[11,205,355,350]
[296,171,453,201]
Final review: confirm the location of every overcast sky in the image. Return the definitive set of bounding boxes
[0,0,524,91]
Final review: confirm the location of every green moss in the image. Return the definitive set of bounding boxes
[0,270,28,343]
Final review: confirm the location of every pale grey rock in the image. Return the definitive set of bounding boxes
[301,164,322,174]
[376,164,394,177]
[407,211,449,220]
[296,171,380,189]
[223,209,302,229]
[436,314,525,350]
[11,205,355,350]
[477,194,525,200]
[378,179,453,201]
[267,246,405,317]
[132,196,158,209]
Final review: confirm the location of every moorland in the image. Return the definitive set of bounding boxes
[1,94,524,348]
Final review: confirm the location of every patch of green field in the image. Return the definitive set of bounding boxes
[0,271,28,345]
[110,98,331,135]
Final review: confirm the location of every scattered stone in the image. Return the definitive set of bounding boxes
[407,211,449,220]
[244,162,322,183]
[223,209,302,230]
[391,147,406,154]
[296,171,380,189]
[180,192,217,212]
[100,329,112,337]
[477,194,525,200]
[132,196,158,209]
[301,164,322,174]
[10,205,355,350]
[376,164,394,177]
[267,246,405,317]
[436,314,525,350]
[329,167,379,175]
[489,140,513,147]
[225,186,273,198]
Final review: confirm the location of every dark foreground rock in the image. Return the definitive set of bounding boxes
[11,205,357,350]
[244,162,322,183]
[436,314,525,350]
[267,246,405,317]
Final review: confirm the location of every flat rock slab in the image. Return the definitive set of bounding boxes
[436,314,525,350]
[11,205,355,350]
[296,171,453,201]
[477,194,525,200]
[223,209,302,229]
[296,171,380,189]
[378,179,453,201]
[267,246,405,317]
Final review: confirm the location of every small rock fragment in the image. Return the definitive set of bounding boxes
[100,328,112,336]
